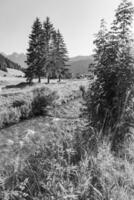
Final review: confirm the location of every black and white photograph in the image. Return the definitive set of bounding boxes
[0,0,134,199]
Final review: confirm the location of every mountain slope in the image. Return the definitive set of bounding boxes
[4,53,94,77]
[0,53,21,72]
[7,53,27,69]
[68,55,94,76]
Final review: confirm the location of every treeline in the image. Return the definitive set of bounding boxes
[25,17,70,83]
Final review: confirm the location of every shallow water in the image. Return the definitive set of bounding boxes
[0,98,84,165]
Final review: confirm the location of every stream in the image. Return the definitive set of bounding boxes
[0,98,85,165]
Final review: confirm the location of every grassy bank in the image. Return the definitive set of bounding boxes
[0,83,134,199]
[1,115,134,200]
[0,80,86,129]
[0,87,56,129]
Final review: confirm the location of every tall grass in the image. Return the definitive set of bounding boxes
[0,87,57,128]
[1,123,134,200]
[0,81,134,199]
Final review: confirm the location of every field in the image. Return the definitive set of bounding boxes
[0,78,134,200]
[1,0,134,198]
[0,78,88,161]
[0,78,90,199]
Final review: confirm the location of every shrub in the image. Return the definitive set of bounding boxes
[32,88,57,116]
[79,85,86,98]
[0,87,57,128]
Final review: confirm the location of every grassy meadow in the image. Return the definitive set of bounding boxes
[0,0,134,198]
[0,78,134,200]
[0,78,88,166]
[0,78,88,128]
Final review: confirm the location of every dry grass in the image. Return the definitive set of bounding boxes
[1,123,134,200]
[1,79,89,105]
[0,87,56,128]
[0,79,88,128]
[0,96,86,200]
[1,78,134,200]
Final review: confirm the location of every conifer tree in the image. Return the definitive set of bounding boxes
[86,19,110,131]
[25,17,44,83]
[51,30,69,82]
[56,30,69,82]
[110,0,134,147]
[86,0,134,149]
[42,17,54,83]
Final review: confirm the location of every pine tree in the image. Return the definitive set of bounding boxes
[110,0,134,147]
[86,0,134,149]
[93,19,108,64]
[25,17,44,83]
[51,30,69,82]
[86,19,110,131]
[42,17,54,83]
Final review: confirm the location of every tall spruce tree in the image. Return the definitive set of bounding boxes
[43,17,54,83]
[25,18,44,83]
[86,0,134,149]
[110,0,134,147]
[51,30,69,82]
[86,19,110,131]
[56,30,69,82]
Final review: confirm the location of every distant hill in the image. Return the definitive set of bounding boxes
[0,53,21,72]
[7,53,27,69]
[68,55,94,76]
[2,52,94,77]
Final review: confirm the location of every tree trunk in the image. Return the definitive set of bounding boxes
[47,75,50,84]
[58,74,61,82]
[38,76,41,83]
[27,77,32,85]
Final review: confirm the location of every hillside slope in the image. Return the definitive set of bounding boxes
[68,55,94,76]
[0,53,21,72]
[7,53,27,69]
[7,53,93,75]
[4,53,94,76]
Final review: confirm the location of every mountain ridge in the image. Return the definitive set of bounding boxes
[0,53,21,72]
[7,53,27,69]
[69,55,94,76]
[3,52,94,76]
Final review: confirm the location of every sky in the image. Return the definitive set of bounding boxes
[0,0,133,57]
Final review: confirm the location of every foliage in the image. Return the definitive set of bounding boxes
[42,17,55,83]
[0,87,56,128]
[42,19,69,83]
[50,30,69,82]
[85,0,134,150]
[32,88,57,116]
[25,18,44,83]
[2,123,134,200]
[79,85,86,98]
[25,17,69,84]
[2,1,134,199]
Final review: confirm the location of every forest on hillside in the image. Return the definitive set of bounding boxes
[0,53,21,72]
